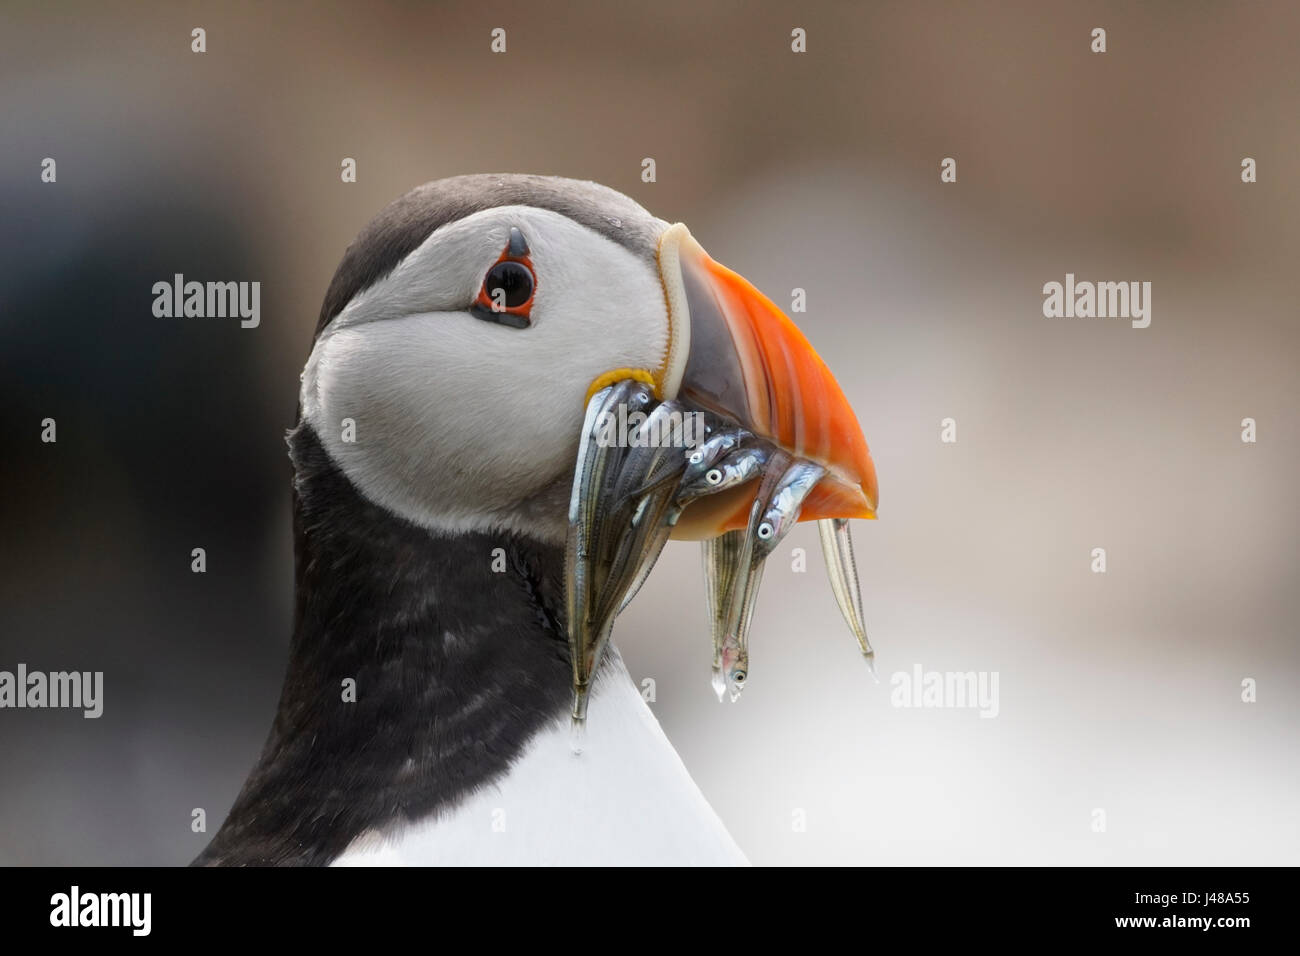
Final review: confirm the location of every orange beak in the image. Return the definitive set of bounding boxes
[657,224,877,536]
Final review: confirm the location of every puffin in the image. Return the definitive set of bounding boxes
[194,174,877,867]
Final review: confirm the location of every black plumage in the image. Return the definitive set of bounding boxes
[193,424,571,866]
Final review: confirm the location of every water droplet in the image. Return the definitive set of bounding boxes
[570,716,587,755]
[863,652,879,683]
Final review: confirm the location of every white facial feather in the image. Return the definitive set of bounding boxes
[301,205,671,542]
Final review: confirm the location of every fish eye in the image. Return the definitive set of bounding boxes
[732,670,746,683]
[689,450,704,464]
[705,468,723,485]
[757,522,774,539]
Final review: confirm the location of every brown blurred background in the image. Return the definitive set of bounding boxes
[1,0,1296,864]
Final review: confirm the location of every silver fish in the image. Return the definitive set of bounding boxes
[599,400,696,618]
[565,380,662,721]
[679,427,752,493]
[675,442,770,509]
[566,379,871,726]
[753,461,826,562]
[567,388,730,722]
[712,454,826,701]
[702,529,747,700]
[817,517,875,671]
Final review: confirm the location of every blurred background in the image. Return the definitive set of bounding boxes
[1,0,1297,865]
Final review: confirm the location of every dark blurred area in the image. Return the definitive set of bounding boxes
[1,1,1297,864]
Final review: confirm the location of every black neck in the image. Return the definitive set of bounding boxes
[195,424,571,866]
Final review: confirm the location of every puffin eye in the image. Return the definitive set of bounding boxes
[471,228,535,329]
[484,261,533,308]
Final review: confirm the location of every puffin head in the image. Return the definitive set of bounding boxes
[300,173,876,544]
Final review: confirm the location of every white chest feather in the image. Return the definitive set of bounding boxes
[331,653,749,867]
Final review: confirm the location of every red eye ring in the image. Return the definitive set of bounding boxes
[471,227,535,329]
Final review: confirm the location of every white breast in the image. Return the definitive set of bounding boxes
[331,650,749,866]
